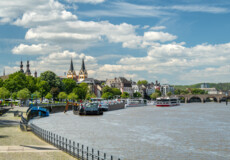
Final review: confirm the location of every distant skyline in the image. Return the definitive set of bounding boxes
[0,0,230,85]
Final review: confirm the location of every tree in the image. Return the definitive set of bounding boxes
[111,88,121,96]
[121,92,129,98]
[32,91,41,99]
[37,80,49,98]
[133,92,142,98]
[40,71,64,90]
[45,93,53,100]
[102,86,112,93]
[167,92,172,97]
[101,92,113,99]
[150,92,160,100]
[17,88,30,100]
[3,71,27,92]
[137,80,148,85]
[73,83,88,100]
[11,92,17,101]
[0,87,10,100]
[0,78,3,87]
[62,79,77,94]
[50,87,60,99]
[58,92,67,101]
[86,93,96,100]
[155,90,162,96]
[67,93,78,101]
[191,88,206,94]
[174,89,181,95]
[26,76,37,93]
[180,89,189,95]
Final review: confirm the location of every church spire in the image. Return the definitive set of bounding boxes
[81,58,85,71]
[20,59,24,73]
[25,60,31,76]
[67,58,77,80]
[70,58,74,71]
[34,70,37,78]
[78,58,88,82]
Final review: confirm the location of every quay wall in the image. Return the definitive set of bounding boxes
[41,103,125,113]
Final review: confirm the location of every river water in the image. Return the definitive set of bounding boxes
[31,103,230,160]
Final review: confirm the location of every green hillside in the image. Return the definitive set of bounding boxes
[174,83,230,91]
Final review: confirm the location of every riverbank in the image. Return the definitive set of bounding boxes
[0,106,76,160]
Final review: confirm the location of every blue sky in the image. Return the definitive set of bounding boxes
[0,0,230,85]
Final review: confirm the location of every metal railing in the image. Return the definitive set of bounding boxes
[37,103,66,107]
[30,123,121,160]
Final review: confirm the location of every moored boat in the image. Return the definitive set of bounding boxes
[156,97,180,107]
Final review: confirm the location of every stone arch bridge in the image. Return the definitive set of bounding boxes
[177,94,228,103]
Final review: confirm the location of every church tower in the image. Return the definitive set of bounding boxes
[78,58,88,82]
[20,60,24,73]
[25,60,31,76]
[67,58,77,80]
[3,68,5,76]
[34,70,37,78]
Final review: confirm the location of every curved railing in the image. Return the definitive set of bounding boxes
[30,123,121,160]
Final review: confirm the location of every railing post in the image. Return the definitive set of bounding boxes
[111,155,113,160]
[77,143,79,158]
[69,140,71,154]
[87,146,88,160]
[73,141,75,157]
[53,133,55,146]
[56,135,58,148]
[62,137,64,150]
[92,148,94,160]
[51,132,53,144]
[49,132,51,143]
[104,153,106,160]
[98,150,100,160]
[82,145,84,160]
[65,138,67,152]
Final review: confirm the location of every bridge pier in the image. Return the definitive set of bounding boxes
[201,98,204,103]
[185,98,188,103]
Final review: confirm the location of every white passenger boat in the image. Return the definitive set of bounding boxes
[156,97,180,107]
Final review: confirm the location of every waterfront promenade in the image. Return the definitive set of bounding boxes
[31,103,230,160]
[0,106,76,160]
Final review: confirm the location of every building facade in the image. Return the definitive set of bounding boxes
[160,84,174,96]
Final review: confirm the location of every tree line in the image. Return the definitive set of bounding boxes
[0,71,95,102]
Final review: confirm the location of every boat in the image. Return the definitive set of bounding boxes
[156,97,180,107]
[125,99,147,107]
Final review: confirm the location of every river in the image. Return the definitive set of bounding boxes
[31,103,230,160]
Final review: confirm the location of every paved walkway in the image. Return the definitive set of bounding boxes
[0,145,60,153]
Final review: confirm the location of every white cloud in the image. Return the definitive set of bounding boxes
[65,0,105,4]
[170,5,229,13]
[142,25,150,29]
[0,0,68,24]
[144,31,177,42]
[24,21,139,50]
[149,26,166,30]
[78,2,171,18]
[12,44,61,55]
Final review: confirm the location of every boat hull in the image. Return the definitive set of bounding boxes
[156,104,179,107]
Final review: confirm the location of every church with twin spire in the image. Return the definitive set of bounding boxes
[19,60,37,77]
[67,58,88,82]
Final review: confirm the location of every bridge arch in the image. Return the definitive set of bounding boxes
[188,96,203,103]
